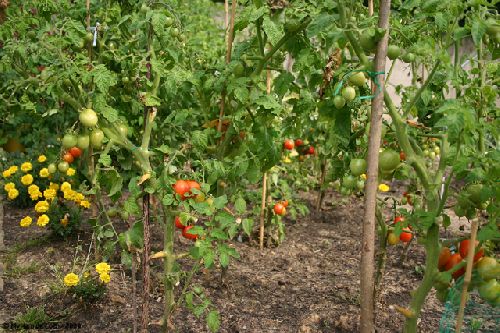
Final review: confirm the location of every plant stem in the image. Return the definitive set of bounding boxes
[403,223,439,333]
[455,219,479,333]
[374,204,387,299]
[315,160,327,210]
[403,60,441,118]
[476,37,485,155]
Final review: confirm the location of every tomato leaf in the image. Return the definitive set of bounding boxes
[471,19,487,46]
[262,16,282,45]
[234,196,246,214]
[242,218,254,237]
[207,310,220,333]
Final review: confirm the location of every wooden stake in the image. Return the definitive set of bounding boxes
[360,1,392,332]
[259,172,268,250]
[368,0,374,16]
[455,220,479,333]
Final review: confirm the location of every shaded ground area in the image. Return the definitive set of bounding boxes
[1,191,450,332]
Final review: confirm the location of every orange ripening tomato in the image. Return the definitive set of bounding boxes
[459,239,483,262]
[63,152,74,163]
[445,253,465,279]
[438,247,452,271]
[281,200,289,208]
[400,151,406,161]
[295,139,304,147]
[400,228,412,242]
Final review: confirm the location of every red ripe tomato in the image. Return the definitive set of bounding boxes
[445,253,465,279]
[174,216,185,230]
[459,239,480,259]
[295,139,304,147]
[400,151,406,161]
[182,226,198,240]
[69,147,82,158]
[63,152,74,163]
[283,139,294,150]
[400,228,412,242]
[394,216,404,224]
[474,248,485,263]
[282,200,289,208]
[307,146,315,155]
[274,203,286,216]
[173,180,191,200]
[438,247,452,270]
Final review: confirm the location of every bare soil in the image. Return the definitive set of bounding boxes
[1,191,470,333]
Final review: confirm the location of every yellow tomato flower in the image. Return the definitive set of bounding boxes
[63,273,79,287]
[378,184,390,192]
[360,173,367,180]
[99,273,111,284]
[80,200,91,209]
[49,182,59,191]
[38,155,47,163]
[21,174,34,185]
[20,216,32,227]
[30,191,42,201]
[43,188,57,200]
[39,168,50,178]
[95,262,111,275]
[36,214,50,227]
[28,184,39,194]
[2,170,11,178]
[66,168,76,176]
[8,189,19,200]
[4,182,16,192]
[35,200,50,213]
[8,166,18,173]
[21,162,32,172]
[61,182,71,192]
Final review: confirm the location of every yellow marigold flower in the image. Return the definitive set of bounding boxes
[8,166,18,173]
[39,168,50,178]
[35,200,50,213]
[95,262,111,275]
[43,188,57,200]
[360,173,367,180]
[66,168,76,176]
[20,216,32,227]
[28,184,39,194]
[80,200,91,209]
[75,193,85,202]
[63,190,77,201]
[8,189,19,200]
[38,155,47,163]
[36,214,50,227]
[60,215,68,227]
[4,182,16,192]
[63,273,79,287]
[21,174,34,185]
[61,182,71,192]
[30,191,42,201]
[49,182,59,191]
[99,273,111,284]
[21,162,32,172]
[378,184,390,192]
[2,170,11,178]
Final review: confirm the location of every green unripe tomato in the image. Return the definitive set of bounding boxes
[48,163,57,174]
[333,95,346,109]
[341,86,356,101]
[402,52,416,63]
[62,134,78,149]
[387,45,401,60]
[90,129,105,149]
[58,161,69,173]
[348,72,367,87]
[77,135,90,150]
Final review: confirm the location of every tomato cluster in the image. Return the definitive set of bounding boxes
[173,179,202,201]
[273,200,289,216]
